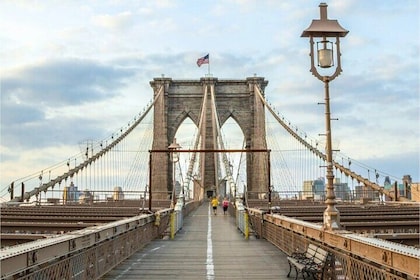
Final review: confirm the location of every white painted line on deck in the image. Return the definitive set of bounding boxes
[206,204,215,280]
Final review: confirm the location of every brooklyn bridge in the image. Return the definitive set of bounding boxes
[1,4,419,280]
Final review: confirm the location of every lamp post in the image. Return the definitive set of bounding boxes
[168,139,182,209]
[301,2,348,230]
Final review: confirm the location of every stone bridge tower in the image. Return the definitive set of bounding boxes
[149,76,269,201]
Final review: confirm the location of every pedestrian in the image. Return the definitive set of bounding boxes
[211,196,219,215]
[222,197,229,215]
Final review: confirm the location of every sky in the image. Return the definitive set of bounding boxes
[1,0,419,193]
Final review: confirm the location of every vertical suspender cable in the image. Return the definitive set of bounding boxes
[209,83,237,196]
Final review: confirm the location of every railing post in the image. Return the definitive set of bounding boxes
[394,181,398,201]
[148,152,152,211]
[170,211,175,239]
[244,211,249,239]
[9,182,14,201]
[177,210,183,231]
[21,182,25,202]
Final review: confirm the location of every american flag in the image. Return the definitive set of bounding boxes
[196,54,209,67]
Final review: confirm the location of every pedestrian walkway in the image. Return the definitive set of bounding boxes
[101,202,291,279]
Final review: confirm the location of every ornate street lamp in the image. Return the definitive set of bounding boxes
[168,139,182,209]
[301,3,348,230]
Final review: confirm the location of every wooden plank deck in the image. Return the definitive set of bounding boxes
[101,202,292,279]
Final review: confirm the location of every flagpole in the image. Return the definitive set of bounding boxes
[208,60,210,76]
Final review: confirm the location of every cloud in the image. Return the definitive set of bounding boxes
[3,59,134,105]
[362,152,419,182]
[0,102,44,124]
[0,114,106,150]
[91,11,133,31]
[1,58,136,149]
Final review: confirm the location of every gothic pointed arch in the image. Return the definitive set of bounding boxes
[150,77,268,201]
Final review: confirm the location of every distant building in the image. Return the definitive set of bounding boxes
[384,176,392,188]
[302,180,313,199]
[355,184,378,200]
[410,182,419,202]
[79,190,93,204]
[303,178,350,201]
[313,178,325,200]
[113,186,124,201]
[384,175,414,201]
[333,178,350,200]
[402,175,412,200]
[63,182,79,203]
[302,178,325,200]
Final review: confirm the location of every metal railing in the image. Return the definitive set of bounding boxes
[0,199,201,279]
[235,200,250,239]
[171,210,183,238]
[0,209,171,279]
[246,208,420,279]
[169,200,202,239]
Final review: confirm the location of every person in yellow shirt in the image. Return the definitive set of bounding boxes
[211,197,219,215]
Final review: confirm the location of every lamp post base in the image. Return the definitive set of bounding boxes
[323,206,340,230]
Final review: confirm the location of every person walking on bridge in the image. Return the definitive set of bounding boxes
[222,197,229,215]
[211,196,219,215]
